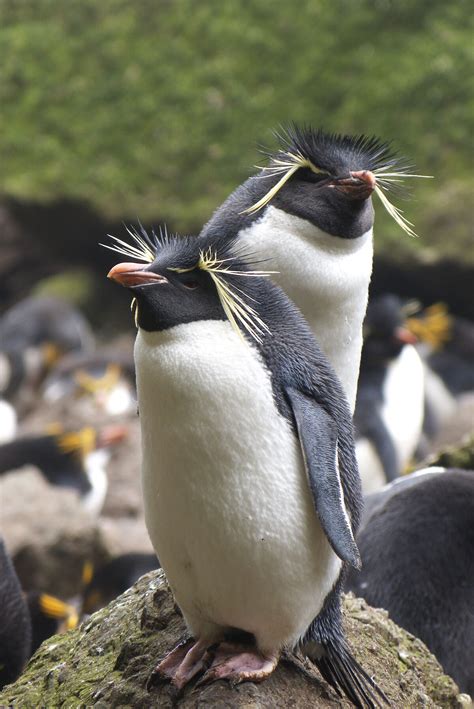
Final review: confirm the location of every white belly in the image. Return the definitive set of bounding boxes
[239,207,373,411]
[357,345,425,493]
[135,320,341,651]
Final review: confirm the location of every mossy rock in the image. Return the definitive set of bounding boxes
[0,570,468,708]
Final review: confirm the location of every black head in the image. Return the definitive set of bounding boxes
[107,227,272,341]
[200,124,425,242]
[362,294,417,364]
[27,592,78,653]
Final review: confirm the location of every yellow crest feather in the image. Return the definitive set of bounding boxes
[170,248,277,344]
[405,303,452,349]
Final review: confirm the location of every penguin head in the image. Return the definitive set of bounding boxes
[27,592,78,653]
[244,125,429,238]
[362,294,417,363]
[107,228,273,342]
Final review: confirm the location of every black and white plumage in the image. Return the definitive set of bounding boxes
[354,294,424,493]
[346,468,474,696]
[42,349,136,416]
[0,539,31,689]
[0,425,126,515]
[107,230,387,706]
[0,296,95,418]
[199,126,425,411]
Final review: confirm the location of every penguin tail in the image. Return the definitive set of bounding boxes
[300,611,389,708]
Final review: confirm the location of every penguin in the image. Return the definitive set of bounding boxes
[42,349,136,416]
[107,228,387,706]
[0,538,32,689]
[81,553,160,614]
[345,468,474,696]
[0,424,127,515]
[406,302,474,397]
[353,294,424,493]
[0,295,95,356]
[198,125,427,411]
[26,592,78,654]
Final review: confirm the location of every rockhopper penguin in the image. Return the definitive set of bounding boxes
[200,125,428,411]
[107,228,387,706]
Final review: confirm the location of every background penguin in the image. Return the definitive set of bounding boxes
[42,349,136,417]
[0,538,32,689]
[26,592,78,654]
[0,297,95,416]
[0,424,127,514]
[345,468,474,696]
[405,303,473,447]
[107,228,387,706]
[406,302,474,397]
[199,125,424,411]
[353,294,424,492]
[81,553,160,614]
[0,295,95,356]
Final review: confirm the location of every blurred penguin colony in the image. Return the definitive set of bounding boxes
[1,126,473,696]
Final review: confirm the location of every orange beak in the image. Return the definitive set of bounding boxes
[107,262,168,287]
[333,170,376,200]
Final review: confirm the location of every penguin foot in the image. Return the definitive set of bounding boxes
[198,642,279,686]
[148,638,216,691]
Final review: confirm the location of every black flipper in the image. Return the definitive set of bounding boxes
[302,584,389,708]
[364,411,400,483]
[286,386,361,569]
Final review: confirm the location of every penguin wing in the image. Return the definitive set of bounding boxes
[286,387,361,569]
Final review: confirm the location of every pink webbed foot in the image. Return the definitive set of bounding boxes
[149,638,216,690]
[199,641,279,686]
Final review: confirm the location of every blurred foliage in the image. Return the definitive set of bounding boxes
[0,0,472,259]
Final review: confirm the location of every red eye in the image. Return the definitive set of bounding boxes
[182,280,199,290]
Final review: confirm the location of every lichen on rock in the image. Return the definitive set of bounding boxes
[0,569,467,708]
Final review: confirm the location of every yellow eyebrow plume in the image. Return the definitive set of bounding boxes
[170,248,277,344]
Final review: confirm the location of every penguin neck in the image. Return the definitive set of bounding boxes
[237,206,374,411]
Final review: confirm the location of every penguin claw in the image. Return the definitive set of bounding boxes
[197,642,279,686]
[147,638,215,691]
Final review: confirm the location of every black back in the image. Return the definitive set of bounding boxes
[346,469,474,695]
[0,435,92,495]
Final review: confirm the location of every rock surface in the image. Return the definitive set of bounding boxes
[0,570,466,708]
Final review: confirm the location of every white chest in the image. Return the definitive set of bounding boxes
[381,344,424,462]
[134,321,341,650]
[238,207,373,411]
[357,345,425,493]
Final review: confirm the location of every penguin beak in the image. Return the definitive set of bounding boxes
[394,326,418,345]
[107,262,168,287]
[331,170,376,200]
[96,423,129,448]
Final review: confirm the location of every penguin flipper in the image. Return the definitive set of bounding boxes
[364,412,400,483]
[285,387,360,569]
[301,584,389,708]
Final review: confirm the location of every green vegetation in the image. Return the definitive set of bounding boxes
[1,0,472,259]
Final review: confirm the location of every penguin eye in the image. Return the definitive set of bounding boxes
[180,278,200,290]
[182,281,199,290]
